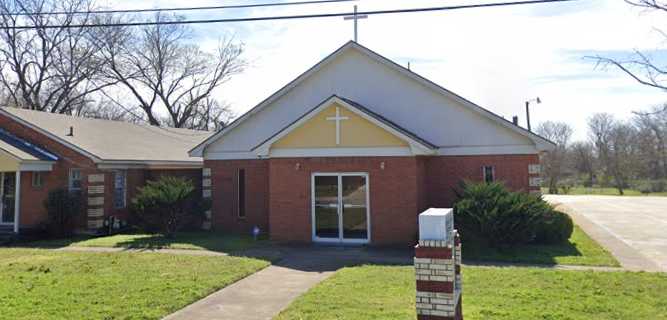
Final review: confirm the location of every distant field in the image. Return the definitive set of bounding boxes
[542,187,667,197]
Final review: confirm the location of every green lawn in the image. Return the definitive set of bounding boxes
[276,265,667,320]
[0,248,268,319]
[463,225,619,267]
[24,232,263,253]
[542,187,667,196]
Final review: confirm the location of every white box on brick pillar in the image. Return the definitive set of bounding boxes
[415,208,463,320]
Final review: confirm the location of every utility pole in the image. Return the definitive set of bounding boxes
[343,5,368,42]
[525,97,541,131]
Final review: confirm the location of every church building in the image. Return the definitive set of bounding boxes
[190,41,554,246]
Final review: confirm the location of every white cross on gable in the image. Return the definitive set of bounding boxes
[326,106,349,145]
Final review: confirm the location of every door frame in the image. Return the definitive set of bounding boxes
[0,172,15,225]
[311,172,371,244]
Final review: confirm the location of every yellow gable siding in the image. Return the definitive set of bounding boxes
[272,103,408,149]
[0,152,19,172]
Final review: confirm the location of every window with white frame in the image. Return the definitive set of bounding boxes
[32,172,43,188]
[69,169,82,192]
[482,166,495,183]
[113,170,127,209]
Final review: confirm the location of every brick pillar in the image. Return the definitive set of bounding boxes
[202,168,212,230]
[528,163,542,194]
[86,173,105,231]
[415,209,462,320]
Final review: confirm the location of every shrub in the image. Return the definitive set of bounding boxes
[43,188,82,237]
[130,176,209,237]
[454,181,552,246]
[534,210,574,244]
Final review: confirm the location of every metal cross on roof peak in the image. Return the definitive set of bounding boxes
[343,5,368,43]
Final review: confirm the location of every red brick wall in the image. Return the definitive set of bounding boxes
[208,154,539,246]
[0,113,99,229]
[204,160,269,235]
[108,168,202,219]
[268,157,422,245]
[425,154,540,208]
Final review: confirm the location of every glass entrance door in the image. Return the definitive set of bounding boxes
[312,173,369,244]
[0,172,16,224]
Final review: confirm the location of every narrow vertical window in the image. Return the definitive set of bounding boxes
[483,166,495,183]
[32,172,43,187]
[113,170,127,209]
[237,169,246,218]
[69,169,82,192]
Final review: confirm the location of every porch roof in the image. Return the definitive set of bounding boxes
[0,129,58,162]
[0,129,57,172]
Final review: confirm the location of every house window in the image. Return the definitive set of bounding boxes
[113,170,127,209]
[69,169,82,192]
[32,172,43,187]
[483,166,495,183]
[237,169,246,218]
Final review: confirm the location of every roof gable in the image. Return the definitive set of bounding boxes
[191,41,555,158]
[254,96,435,157]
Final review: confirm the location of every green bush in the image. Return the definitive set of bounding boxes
[43,188,82,237]
[534,210,574,244]
[130,176,210,237]
[454,182,553,246]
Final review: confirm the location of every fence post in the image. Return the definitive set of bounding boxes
[415,208,462,320]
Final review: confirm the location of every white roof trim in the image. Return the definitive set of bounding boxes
[20,161,54,172]
[189,41,555,157]
[0,108,103,162]
[252,96,435,157]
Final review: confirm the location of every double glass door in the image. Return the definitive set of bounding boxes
[312,173,369,244]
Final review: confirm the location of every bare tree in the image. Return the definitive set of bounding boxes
[570,141,596,187]
[0,0,113,114]
[588,113,615,181]
[91,13,244,129]
[633,105,667,178]
[587,113,641,195]
[590,1,667,92]
[607,122,640,195]
[536,121,573,194]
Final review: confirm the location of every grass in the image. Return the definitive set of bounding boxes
[276,265,667,320]
[23,231,263,253]
[0,248,268,319]
[463,226,619,267]
[542,187,667,196]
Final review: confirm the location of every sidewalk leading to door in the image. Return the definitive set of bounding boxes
[162,251,344,320]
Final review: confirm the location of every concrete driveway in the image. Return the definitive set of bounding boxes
[545,195,667,272]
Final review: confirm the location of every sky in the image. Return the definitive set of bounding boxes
[105,0,667,141]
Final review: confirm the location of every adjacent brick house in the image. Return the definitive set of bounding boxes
[191,41,555,246]
[0,109,211,234]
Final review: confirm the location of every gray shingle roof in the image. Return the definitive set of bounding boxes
[1,108,212,164]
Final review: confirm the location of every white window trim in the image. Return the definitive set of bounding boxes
[482,166,495,183]
[68,169,82,192]
[113,170,127,209]
[32,172,43,188]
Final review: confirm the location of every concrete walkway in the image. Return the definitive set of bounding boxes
[163,252,341,320]
[546,195,665,272]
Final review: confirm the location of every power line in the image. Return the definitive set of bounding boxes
[4,0,579,29]
[5,0,358,16]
